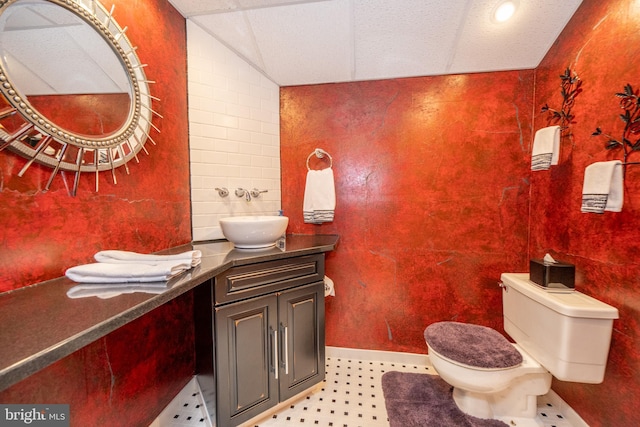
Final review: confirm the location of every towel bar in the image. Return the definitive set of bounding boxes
[306,148,333,170]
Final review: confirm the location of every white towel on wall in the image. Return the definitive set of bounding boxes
[303,168,336,223]
[65,260,192,283]
[581,160,624,213]
[531,125,561,171]
[94,250,202,267]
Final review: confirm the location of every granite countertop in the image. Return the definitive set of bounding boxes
[0,234,339,392]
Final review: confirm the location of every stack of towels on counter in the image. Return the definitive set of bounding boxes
[65,250,202,299]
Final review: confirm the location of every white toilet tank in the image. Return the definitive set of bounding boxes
[501,273,619,384]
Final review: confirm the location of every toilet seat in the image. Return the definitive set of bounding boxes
[424,321,522,370]
[424,321,550,399]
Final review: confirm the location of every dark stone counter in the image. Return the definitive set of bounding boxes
[0,234,338,391]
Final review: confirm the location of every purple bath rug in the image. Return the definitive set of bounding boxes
[381,371,509,427]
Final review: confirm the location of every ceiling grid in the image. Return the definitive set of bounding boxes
[170,0,583,86]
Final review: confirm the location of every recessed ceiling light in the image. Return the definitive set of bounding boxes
[493,0,518,23]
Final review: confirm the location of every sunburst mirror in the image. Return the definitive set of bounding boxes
[0,0,160,195]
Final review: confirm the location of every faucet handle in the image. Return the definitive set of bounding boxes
[215,187,229,197]
[234,188,247,198]
[250,188,268,198]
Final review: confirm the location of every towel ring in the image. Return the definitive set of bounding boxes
[306,148,333,171]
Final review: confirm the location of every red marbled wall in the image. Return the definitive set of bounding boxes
[532,0,640,425]
[0,0,191,292]
[281,71,535,353]
[0,0,194,425]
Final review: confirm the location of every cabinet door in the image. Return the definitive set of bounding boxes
[215,294,278,426]
[278,281,326,401]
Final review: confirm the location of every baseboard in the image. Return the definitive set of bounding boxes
[326,346,432,366]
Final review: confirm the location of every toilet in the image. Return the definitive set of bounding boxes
[424,272,619,425]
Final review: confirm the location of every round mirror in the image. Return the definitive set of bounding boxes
[0,0,158,194]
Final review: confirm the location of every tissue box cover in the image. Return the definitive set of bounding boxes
[529,259,575,289]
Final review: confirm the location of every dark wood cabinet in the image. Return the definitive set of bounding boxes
[215,293,279,423]
[277,283,325,401]
[196,254,326,427]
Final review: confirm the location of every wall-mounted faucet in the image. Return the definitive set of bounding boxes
[232,187,268,201]
[235,188,251,201]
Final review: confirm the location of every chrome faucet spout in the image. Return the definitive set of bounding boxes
[235,188,251,201]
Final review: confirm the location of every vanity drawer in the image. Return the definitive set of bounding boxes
[214,254,324,305]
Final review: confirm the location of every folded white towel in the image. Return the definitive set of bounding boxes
[65,260,192,283]
[94,250,202,267]
[67,283,169,299]
[303,168,336,224]
[581,160,624,213]
[531,125,561,171]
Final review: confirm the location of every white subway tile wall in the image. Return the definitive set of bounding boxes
[187,21,281,242]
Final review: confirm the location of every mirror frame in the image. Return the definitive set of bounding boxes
[0,0,159,194]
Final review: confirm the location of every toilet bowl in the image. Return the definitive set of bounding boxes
[426,340,551,420]
[424,272,619,424]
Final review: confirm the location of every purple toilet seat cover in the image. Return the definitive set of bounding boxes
[424,321,523,369]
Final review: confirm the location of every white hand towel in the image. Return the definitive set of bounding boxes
[67,283,169,299]
[94,250,202,267]
[303,168,336,223]
[65,260,192,283]
[581,160,624,213]
[531,125,561,171]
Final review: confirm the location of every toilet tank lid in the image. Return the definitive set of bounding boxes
[501,273,619,319]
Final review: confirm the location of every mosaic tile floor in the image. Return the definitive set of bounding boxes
[256,356,431,427]
[152,349,578,427]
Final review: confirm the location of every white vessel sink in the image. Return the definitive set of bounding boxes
[219,216,289,249]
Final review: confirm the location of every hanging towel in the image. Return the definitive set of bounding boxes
[581,160,624,213]
[531,125,561,171]
[94,250,202,267]
[303,168,336,223]
[65,260,192,283]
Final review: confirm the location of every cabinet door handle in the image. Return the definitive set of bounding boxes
[272,327,279,380]
[283,326,289,375]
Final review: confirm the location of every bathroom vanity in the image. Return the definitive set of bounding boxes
[0,233,338,422]
[195,253,326,426]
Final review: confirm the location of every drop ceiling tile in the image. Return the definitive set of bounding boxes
[353,0,470,81]
[170,0,332,16]
[169,0,238,16]
[238,0,332,9]
[192,11,264,70]
[246,0,353,85]
[448,0,583,74]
